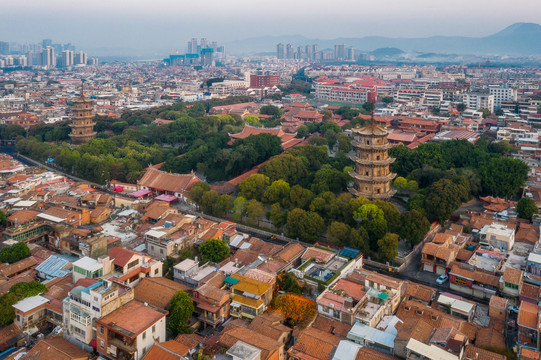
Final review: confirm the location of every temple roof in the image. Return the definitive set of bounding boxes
[352,123,389,136]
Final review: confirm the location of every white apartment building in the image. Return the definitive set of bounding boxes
[463,93,494,113]
[489,86,517,108]
[63,279,134,345]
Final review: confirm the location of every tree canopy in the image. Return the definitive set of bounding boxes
[198,239,230,263]
[169,290,194,336]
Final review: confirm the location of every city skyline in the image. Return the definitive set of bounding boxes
[2,0,541,55]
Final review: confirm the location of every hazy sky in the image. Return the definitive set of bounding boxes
[2,0,540,55]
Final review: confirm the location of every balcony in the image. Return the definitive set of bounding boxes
[351,140,392,151]
[349,171,396,182]
[108,337,136,354]
[348,154,395,166]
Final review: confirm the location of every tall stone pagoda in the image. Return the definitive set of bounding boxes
[348,116,396,200]
[69,82,96,144]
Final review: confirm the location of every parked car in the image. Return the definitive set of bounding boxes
[436,274,449,285]
[509,305,519,314]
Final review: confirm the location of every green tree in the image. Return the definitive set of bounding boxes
[399,210,430,246]
[424,178,462,222]
[456,103,466,112]
[169,290,195,336]
[287,185,314,210]
[258,154,306,184]
[0,242,30,264]
[517,197,539,221]
[187,182,210,208]
[296,125,309,138]
[286,209,324,243]
[232,196,248,222]
[243,115,261,126]
[198,239,230,263]
[239,174,270,200]
[276,272,302,294]
[200,190,219,215]
[480,157,528,198]
[259,105,282,117]
[382,96,394,104]
[262,180,290,205]
[0,293,18,325]
[269,203,287,229]
[9,281,48,299]
[377,233,399,262]
[479,108,491,118]
[246,199,265,226]
[393,176,408,192]
[353,204,388,249]
[0,210,7,227]
[215,194,234,216]
[326,221,350,246]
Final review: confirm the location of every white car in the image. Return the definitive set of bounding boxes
[436,274,449,285]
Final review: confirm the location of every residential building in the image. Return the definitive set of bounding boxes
[193,282,230,328]
[463,93,495,113]
[500,268,523,300]
[96,300,168,360]
[517,301,540,351]
[449,263,499,300]
[480,223,515,252]
[64,279,134,345]
[228,273,273,319]
[22,337,91,360]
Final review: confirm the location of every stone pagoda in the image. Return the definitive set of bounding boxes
[348,118,396,200]
[69,83,96,144]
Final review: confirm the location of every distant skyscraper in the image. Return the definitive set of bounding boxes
[312,44,319,60]
[188,38,198,54]
[62,50,74,67]
[74,51,87,65]
[296,46,305,60]
[26,51,33,66]
[335,44,346,60]
[40,46,55,68]
[0,42,9,55]
[276,43,285,59]
[347,47,355,61]
[305,45,312,60]
[42,39,52,49]
[286,44,294,59]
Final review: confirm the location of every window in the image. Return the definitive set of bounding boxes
[505,282,518,290]
[154,268,159,275]
[152,325,156,333]
[143,331,146,340]
[100,326,104,334]
[100,340,104,349]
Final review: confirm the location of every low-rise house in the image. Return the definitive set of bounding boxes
[72,256,109,282]
[463,344,506,360]
[96,300,168,360]
[173,258,217,288]
[347,322,396,355]
[436,294,476,322]
[517,301,540,350]
[403,282,436,306]
[13,295,62,332]
[449,263,499,300]
[107,247,163,287]
[288,327,341,360]
[394,318,435,359]
[20,336,91,360]
[421,242,456,275]
[480,223,515,252]
[488,296,508,323]
[406,338,459,360]
[134,277,190,310]
[499,267,523,300]
[228,273,273,320]
[220,326,284,360]
[142,339,190,360]
[193,282,230,328]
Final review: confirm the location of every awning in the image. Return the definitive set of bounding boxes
[379,292,389,300]
[130,189,152,198]
[113,186,124,193]
[155,194,177,202]
[224,276,240,285]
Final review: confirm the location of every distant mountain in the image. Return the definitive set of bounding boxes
[225,23,541,56]
[370,48,405,57]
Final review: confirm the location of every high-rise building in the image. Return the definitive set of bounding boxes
[42,39,52,49]
[348,119,396,199]
[69,85,96,144]
[286,44,294,59]
[305,45,312,60]
[74,51,87,65]
[40,46,56,68]
[201,48,214,67]
[297,46,305,60]
[347,47,355,61]
[276,43,285,59]
[312,44,319,60]
[61,50,74,67]
[26,51,33,66]
[0,42,9,55]
[335,44,346,60]
[188,38,198,54]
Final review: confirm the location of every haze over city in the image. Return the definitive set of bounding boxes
[3,0,541,55]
